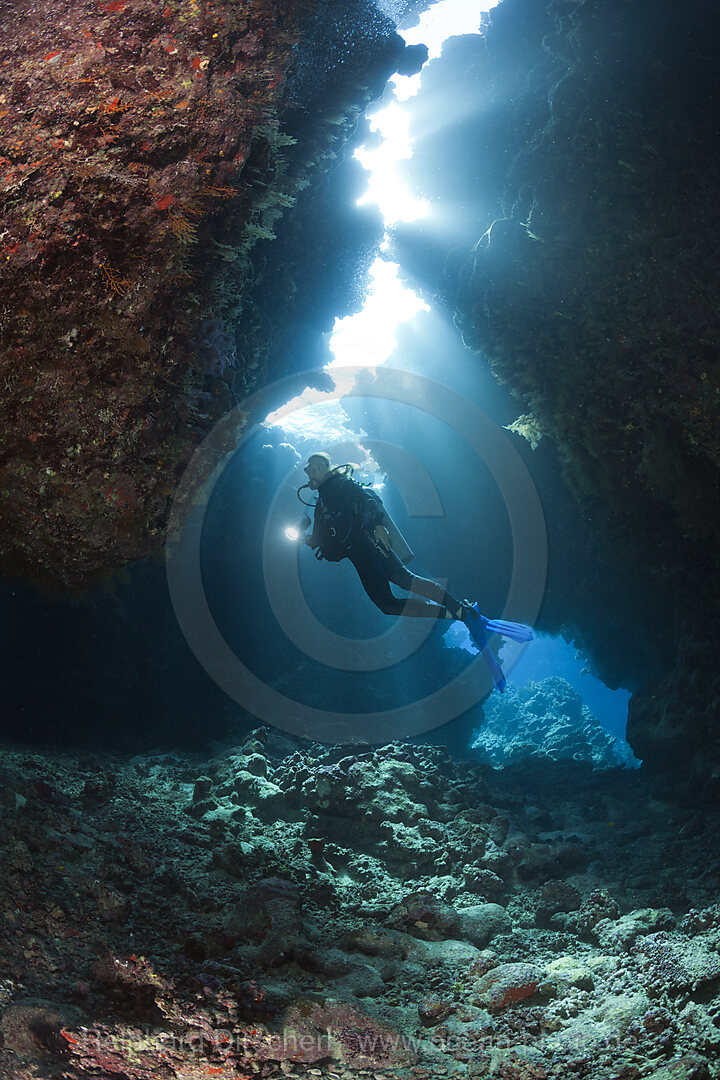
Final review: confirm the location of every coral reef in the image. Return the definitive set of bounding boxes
[472,676,636,770]
[1,728,719,1078]
[0,0,298,588]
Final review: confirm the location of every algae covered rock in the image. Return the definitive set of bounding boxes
[386,891,461,940]
[464,865,506,896]
[385,891,509,948]
[676,1002,720,1055]
[247,998,418,1067]
[232,770,284,816]
[545,990,651,1054]
[544,955,594,990]
[535,879,583,926]
[632,932,720,994]
[566,888,622,940]
[595,907,677,952]
[0,999,83,1060]
[225,876,306,966]
[644,1055,710,1080]
[456,903,511,948]
[348,757,426,823]
[470,962,541,1010]
[340,926,411,960]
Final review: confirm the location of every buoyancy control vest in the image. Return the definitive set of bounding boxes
[308,470,414,565]
[309,472,381,561]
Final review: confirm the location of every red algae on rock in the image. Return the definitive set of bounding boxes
[471,962,541,1011]
[0,0,323,590]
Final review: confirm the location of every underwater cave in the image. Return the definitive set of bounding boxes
[0,0,719,1076]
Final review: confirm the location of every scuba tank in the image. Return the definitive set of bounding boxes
[362,487,414,565]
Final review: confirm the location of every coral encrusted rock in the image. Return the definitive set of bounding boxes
[0,0,405,590]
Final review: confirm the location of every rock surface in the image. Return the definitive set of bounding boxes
[392,0,720,783]
[0,727,719,1078]
[0,0,406,589]
[472,676,636,769]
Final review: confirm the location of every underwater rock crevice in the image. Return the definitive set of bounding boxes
[391,0,720,783]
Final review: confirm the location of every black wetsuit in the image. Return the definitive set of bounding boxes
[308,471,462,619]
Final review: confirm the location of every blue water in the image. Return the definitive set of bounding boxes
[509,633,631,744]
[442,618,632,748]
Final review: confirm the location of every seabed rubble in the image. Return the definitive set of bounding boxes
[0,729,719,1078]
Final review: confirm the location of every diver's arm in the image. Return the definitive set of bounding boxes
[304,507,322,548]
[355,482,389,547]
[348,478,384,528]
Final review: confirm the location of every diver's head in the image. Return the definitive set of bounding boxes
[303,451,332,489]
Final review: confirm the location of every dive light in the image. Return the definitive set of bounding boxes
[285,513,311,542]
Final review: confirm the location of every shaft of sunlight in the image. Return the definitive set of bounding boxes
[274,0,496,423]
[328,258,429,370]
[392,0,499,100]
[355,103,429,225]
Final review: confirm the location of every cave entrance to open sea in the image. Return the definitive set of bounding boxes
[231,0,635,763]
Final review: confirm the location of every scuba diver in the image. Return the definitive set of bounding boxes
[291,452,533,692]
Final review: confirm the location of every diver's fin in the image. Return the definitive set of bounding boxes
[481,644,507,693]
[462,606,488,649]
[482,616,534,643]
[463,604,533,692]
[462,607,506,693]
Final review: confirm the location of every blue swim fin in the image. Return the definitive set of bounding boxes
[463,605,534,693]
[482,616,534,643]
[462,607,507,692]
[481,643,507,693]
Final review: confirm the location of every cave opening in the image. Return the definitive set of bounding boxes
[251,0,636,765]
[3,0,720,1075]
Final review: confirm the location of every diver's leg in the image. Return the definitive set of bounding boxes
[407,573,464,617]
[352,557,450,619]
[384,562,465,619]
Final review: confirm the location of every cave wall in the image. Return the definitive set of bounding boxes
[0,0,415,591]
[0,0,426,751]
[391,0,720,784]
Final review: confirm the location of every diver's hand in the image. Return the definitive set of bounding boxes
[374,525,391,550]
